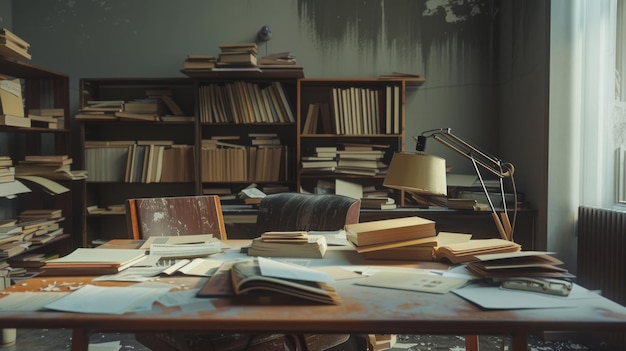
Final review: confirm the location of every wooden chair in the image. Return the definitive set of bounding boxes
[125,195,227,239]
[132,193,360,351]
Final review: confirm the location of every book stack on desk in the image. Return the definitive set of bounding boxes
[247,231,328,258]
[344,216,437,254]
[39,248,147,276]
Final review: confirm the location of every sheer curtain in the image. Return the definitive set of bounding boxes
[549,0,617,271]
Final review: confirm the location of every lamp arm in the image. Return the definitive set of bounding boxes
[417,128,515,241]
[418,128,513,178]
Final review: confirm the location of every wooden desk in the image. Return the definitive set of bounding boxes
[1,241,624,351]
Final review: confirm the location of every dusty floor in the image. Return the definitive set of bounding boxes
[0,329,613,350]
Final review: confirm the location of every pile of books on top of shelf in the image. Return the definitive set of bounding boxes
[0,28,31,60]
[217,43,258,67]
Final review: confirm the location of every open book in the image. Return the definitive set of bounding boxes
[198,257,341,305]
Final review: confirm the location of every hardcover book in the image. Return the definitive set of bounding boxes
[344,216,436,246]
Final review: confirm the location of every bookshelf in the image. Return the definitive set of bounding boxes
[190,70,301,199]
[77,78,197,246]
[77,72,301,245]
[0,56,76,267]
[296,78,419,205]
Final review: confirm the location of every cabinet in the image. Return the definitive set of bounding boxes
[296,78,414,203]
[78,78,197,246]
[0,57,76,263]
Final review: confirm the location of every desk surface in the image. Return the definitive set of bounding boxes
[1,241,624,347]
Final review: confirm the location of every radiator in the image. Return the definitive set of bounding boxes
[577,206,626,347]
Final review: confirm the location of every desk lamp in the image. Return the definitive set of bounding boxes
[384,127,516,242]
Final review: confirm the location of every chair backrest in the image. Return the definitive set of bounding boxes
[255,193,361,235]
[125,195,227,240]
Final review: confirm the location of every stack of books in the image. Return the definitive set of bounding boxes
[40,248,147,276]
[300,146,337,173]
[259,52,296,67]
[0,156,14,183]
[182,54,217,70]
[0,28,31,60]
[115,99,163,121]
[75,100,123,120]
[345,216,437,254]
[15,155,73,178]
[334,143,389,176]
[247,231,328,258]
[217,43,258,67]
[16,208,65,245]
[28,108,65,129]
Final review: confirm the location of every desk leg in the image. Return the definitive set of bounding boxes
[510,333,528,350]
[464,335,479,351]
[71,329,90,351]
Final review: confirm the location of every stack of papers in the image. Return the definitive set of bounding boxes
[40,248,147,276]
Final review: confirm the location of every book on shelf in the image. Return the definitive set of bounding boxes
[40,248,147,276]
[247,233,328,259]
[360,196,396,210]
[29,108,65,117]
[198,257,340,305]
[302,103,320,134]
[114,111,160,121]
[0,114,31,128]
[0,79,24,117]
[344,216,436,247]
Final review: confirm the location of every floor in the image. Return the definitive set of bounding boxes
[0,329,612,350]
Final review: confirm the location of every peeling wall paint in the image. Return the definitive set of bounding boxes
[296,0,494,83]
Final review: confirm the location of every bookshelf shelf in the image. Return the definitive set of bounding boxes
[0,56,77,271]
[77,73,300,245]
[296,78,417,204]
[78,77,198,246]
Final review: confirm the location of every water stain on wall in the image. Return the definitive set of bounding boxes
[297,0,495,81]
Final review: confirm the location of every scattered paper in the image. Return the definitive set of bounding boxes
[44,284,170,314]
[355,271,468,294]
[0,292,68,311]
[258,256,335,284]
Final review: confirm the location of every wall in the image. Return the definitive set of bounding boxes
[8,0,554,266]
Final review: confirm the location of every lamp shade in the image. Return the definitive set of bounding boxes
[383,152,447,196]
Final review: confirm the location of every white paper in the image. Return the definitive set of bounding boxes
[0,292,67,311]
[452,283,604,310]
[355,271,468,294]
[257,256,335,284]
[88,340,121,351]
[44,284,170,314]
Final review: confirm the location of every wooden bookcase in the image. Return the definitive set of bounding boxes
[185,69,301,199]
[77,78,197,246]
[296,78,416,204]
[0,57,76,261]
[77,72,301,245]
